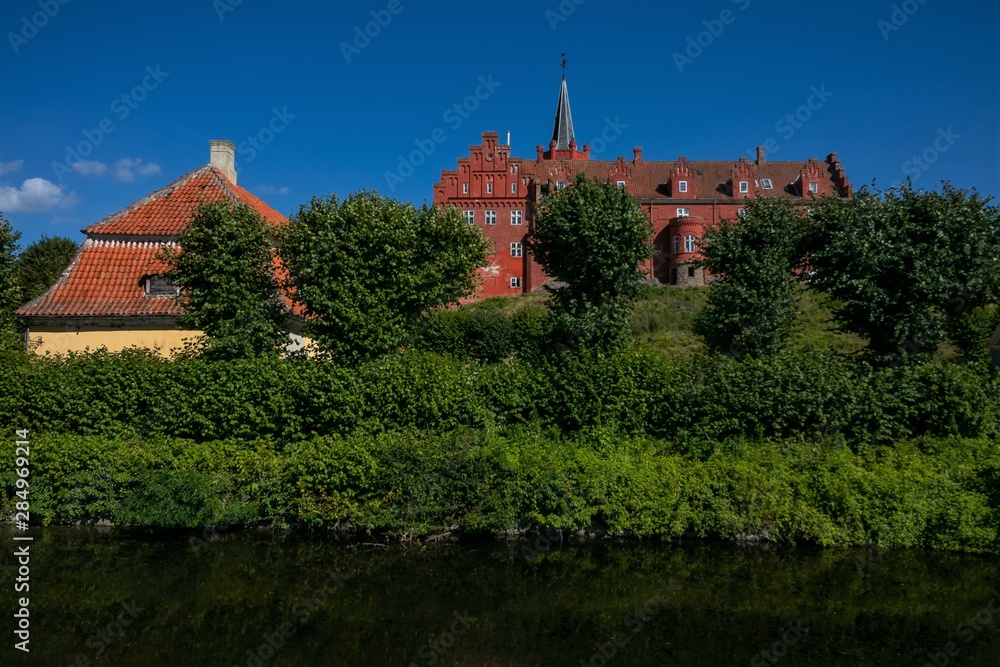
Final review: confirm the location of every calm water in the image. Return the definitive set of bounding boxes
[2,527,999,666]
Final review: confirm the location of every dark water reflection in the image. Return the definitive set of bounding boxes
[2,527,998,666]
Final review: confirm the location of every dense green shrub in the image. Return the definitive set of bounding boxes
[3,432,997,553]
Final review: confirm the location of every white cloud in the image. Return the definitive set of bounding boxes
[258,184,290,196]
[73,160,107,176]
[0,178,76,212]
[0,160,23,175]
[114,157,161,182]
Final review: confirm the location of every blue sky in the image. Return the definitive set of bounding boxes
[1,0,998,246]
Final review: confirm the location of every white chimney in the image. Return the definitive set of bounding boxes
[209,139,237,184]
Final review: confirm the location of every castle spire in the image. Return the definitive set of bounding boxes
[550,55,576,151]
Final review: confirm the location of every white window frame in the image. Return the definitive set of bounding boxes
[462,182,469,194]
[463,210,475,225]
[678,180,688,193]
[672,235,680,254]
[511,210,523,225]
[677,208,690,218]
[684,234,696,253]
[617,180,627,190]
[510,277,521,289]
[487,182,493,194]
[739,181,749,194]
[556,180,566,190]
[808,181,819,194]
[760,178,773,190]
[510,242,523,258]
[485,210,497,225]
[511,181,517,194]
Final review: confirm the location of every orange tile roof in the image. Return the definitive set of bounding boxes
[83,165,286,236]
[16,240,182,317]
[18,163,301,320]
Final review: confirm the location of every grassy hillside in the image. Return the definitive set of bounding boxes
[460,284,865,358]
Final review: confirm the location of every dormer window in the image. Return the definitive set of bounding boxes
[678,180,688,193]
[144,275,178,298]
[556,180,566,190]
[617,181,627,190]
[739,181,749,194]
[808,182,819,194]
[760,179,773,190]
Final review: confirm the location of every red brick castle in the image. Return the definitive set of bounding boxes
[434,72,852,300]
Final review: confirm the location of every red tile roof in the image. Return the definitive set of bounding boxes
[515,157,846,200]
[18,163,300,320]
[16,240,182,317]
[83,165,286,236]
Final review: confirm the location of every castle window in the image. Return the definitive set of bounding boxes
[464,210,475,225]
[510,277,521,289]
[760,179,774,190]
[511,210,523,225]
[684,234,696,253]
[485,210,497,225]
[617,181,627,190]
[677,208,690,218]
[511,182,517,194]
[808,182,819,194]
[688,266,696,278]
[510,242,523,258]
[678,180,688,193]
[463,182,469,194]
[672,236,680,254]
[144,275,178,298]
[487,182,493,194]
[739,181,749,194]
[556,180,566,190]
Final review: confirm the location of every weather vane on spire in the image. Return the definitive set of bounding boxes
[561,52,567,72]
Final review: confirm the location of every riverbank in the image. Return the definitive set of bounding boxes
[4,431,997,553]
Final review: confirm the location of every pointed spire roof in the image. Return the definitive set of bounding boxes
[550,73,576,151]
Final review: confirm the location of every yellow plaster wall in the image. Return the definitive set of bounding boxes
[27,327,203,358]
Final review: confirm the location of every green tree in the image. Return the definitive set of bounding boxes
[281,192,490,362]
[528,174,653,352]
[0,214,22,354]
[14,235,78,304]
[804,183,1000,364]
[0,214,21,321]
[694,198,804,358]
[161,200,288,360]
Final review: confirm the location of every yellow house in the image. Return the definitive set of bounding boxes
[16,140,305,356]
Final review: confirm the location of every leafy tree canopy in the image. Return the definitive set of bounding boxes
[14,235,78,304]
[161,200,288,360]
[281,191,490,362]
[694,198,804,358]
[0,213,22,325]
[803,183,1000,364]
[528,174,653,352]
